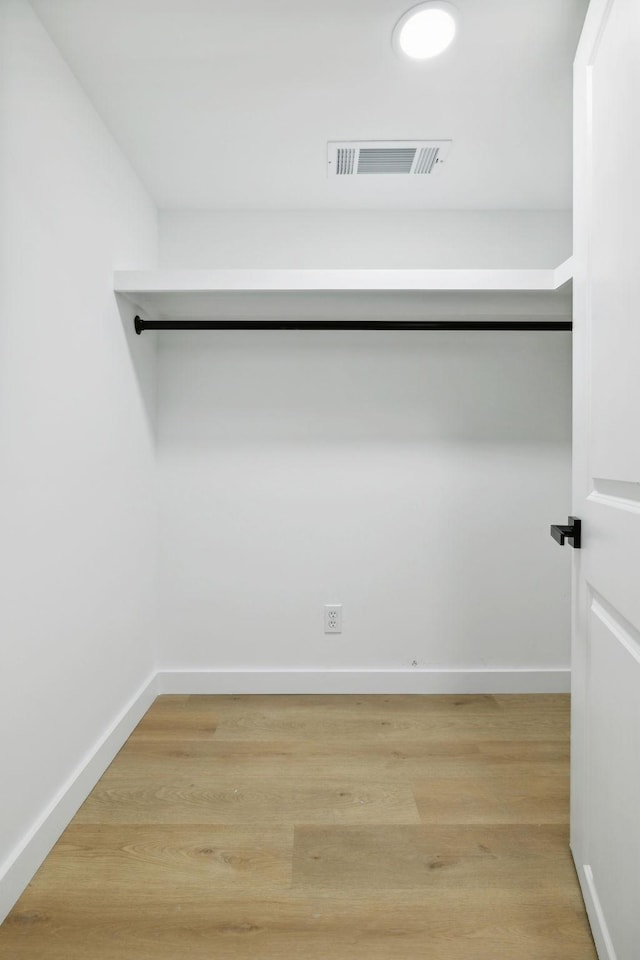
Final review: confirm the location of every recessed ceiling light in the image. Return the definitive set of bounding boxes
[392,1,459,61]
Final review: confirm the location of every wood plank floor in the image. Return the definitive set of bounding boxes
[0,694,597,959]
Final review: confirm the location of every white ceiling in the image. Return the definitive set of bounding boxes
[31,0,588,211]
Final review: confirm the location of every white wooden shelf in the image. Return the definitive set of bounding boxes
[115,261,572,294]
[114,259,573,326]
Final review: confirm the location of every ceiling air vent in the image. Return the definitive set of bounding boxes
[328,140,451,176]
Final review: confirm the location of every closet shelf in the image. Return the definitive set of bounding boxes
[115,261,572,294]
[114,260,573,330]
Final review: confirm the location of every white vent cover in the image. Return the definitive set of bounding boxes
[328,140,451,176]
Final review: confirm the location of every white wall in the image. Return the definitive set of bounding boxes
[157,327,572,685]
[159,209,572,269]
[0,0,158,915]
[156,206,572,689]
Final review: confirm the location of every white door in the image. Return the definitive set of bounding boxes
[570,1,640,957]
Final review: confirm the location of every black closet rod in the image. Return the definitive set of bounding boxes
[134,315,571,334]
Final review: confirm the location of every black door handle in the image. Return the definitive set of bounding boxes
[550,516,581,549]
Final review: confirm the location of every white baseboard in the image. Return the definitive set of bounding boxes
[576,863,616,960]
[0,671,158,923]
[157,668,570,695]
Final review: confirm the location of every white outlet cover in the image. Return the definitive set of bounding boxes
[324,604,342,634]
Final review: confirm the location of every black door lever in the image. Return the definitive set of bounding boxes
[550,516,581,549]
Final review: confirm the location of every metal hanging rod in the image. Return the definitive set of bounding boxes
[134,316,571,334]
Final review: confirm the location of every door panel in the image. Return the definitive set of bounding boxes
[586,596,640,960]
[589,0,640,481]
[573,1,640,957]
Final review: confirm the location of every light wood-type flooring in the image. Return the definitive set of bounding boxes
[0,694,597,959]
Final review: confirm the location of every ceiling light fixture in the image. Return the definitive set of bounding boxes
[392,1,458,60]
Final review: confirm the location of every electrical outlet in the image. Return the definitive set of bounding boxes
[324,604,342,634]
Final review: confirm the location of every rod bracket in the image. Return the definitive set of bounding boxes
[134,315,145,335]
